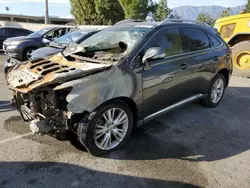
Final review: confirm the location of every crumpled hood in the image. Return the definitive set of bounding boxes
[6,53,111,93]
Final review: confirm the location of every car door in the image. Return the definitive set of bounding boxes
[138,27,192,118]
[180,27,216,95]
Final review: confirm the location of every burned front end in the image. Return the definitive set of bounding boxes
[6,53,111,137]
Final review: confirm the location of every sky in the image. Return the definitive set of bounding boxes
[0,0,247,18]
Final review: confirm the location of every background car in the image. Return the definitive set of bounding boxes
[3,26,75,61]
[0,27,32,50]
[30,29,99,60]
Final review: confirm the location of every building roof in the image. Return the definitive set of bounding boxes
[0,13,74,22]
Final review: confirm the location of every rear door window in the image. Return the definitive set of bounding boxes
[182,27,210,52]
[146,27,184,57]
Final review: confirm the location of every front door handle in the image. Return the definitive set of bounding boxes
[213,56,219,61]
[180,63,189,70]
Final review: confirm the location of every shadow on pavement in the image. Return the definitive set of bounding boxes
[2,86,250,162]
[0,162,202,188]
[103,86,250,162]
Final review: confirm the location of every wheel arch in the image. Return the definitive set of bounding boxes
[228,33,250,46]
[93,97,139,127]
[217,68,229,87]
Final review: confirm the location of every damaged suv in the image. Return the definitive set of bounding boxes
[6,20,232,156]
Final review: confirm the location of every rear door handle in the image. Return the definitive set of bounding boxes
[213,56,219,61]
[180,63,189,70]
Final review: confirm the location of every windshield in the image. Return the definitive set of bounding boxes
[29,28,50,37]
[78,25,152,56]
[53,30,87,46]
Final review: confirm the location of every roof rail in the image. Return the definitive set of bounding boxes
[160,19,210,27]
[115,19,145,25]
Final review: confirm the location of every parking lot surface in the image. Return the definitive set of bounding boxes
[0,54,250,188]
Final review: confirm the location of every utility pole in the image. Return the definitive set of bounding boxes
[45,0,49,25]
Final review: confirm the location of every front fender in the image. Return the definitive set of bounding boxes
[57,65,141,114]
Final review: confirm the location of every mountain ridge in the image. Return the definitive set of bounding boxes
[172,4,246,20]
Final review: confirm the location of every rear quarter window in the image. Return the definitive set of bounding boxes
[209,35,222,48]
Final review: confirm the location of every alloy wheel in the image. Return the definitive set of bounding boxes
[211,78,224,104]
[93,108,129,150]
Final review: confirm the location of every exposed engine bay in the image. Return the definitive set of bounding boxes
[5,24,143,142]
[6,51,116,136]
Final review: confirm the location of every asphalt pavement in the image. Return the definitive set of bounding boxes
[0,53,250,188]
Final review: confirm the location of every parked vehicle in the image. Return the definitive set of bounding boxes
[6,20,232,156]
[3,26,75,61]
[0,27,32,50]
[30,29,99,60]
[215,12,250,77]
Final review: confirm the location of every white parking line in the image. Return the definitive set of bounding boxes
[0,132,33,144]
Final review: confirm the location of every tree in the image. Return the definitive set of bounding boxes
[197,13,215,26]
[119,0,149,19]
[154,0,171,21]
[70,0,99,25]
[70,0,124,25]
[245,0,250,13]
[95,0,124,25]
[221,8,231,18]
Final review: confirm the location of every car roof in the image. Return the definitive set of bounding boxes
[113,20,216,34]
[0,26,31,30]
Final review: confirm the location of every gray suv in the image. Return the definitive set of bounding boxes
[5,20,232,156]
[3,26,74,61]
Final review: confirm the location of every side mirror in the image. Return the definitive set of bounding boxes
[142,47,165,64]
[42,38,51,45]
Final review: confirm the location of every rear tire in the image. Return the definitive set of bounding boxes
[232,41,250,78]
[201,74,226,107]
[77,100,134,156]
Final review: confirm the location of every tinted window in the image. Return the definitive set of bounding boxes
[3,28,15,36]
[46,28,67,39]
[13,29,30,36]
[147,28,184,57]
[182,28,210,52]
[209,35,222,47]
[0,29,3,35]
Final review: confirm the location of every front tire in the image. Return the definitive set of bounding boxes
[77,100,134,156]
[201,74,226,107]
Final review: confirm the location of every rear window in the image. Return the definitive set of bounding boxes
[220,24,236,38]
[182,27,210,52]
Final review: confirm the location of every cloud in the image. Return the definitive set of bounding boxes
[0,0,69,3]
